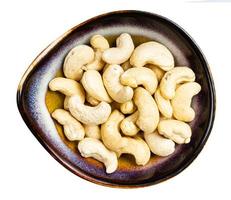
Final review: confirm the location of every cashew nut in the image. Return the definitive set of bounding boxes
[84,35,110,71]
[146,64,165,81]
[49,77,85,103]
[171,82,201,122]
[134,87,159,133]
[78,138,118,173]
[90,34,110,51]
[120,100,136,114]
[120,111,140,136]
[154,88,173,118]
[52,109,85,141]
[160,67,195,99]
[121,60,132,71]
[102,33,134,64]
[120,67,158,95]
[144,131,175,156]
[101,110,150,165]
[130,41,174,71]
[81,70,112,103]
[86,93,100,106]
[68,96,111,125]
[103,64,133,103]
[84,124,101,139]
[158,119,192,144]
[63,45,94,80]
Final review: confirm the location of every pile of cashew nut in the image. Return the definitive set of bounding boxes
[49,33,201,174]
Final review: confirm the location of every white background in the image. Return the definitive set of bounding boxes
[0,0,230,199]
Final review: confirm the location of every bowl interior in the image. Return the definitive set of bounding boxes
[17,11,215,187]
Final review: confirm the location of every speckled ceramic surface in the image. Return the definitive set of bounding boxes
[17,10,216,188]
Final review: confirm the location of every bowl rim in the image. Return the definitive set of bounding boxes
[17,10,216,188]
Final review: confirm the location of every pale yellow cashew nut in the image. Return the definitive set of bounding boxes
[144,131,175,157]
[103,64,133,103]
[130,41,174,71]
[63,45,94,80]
[158,119,192,144]
[102,33,134,64]
[134,87,159,133]
[68,96,111,125]
[120,111,140,136]
[49,77,85,101]
[120,100,136,114]
[84,35,110,71]
[78,138,118,173]
[52,109,85,141]
[90,35,110,50]
[101,110,151,165]
[81,70,112,103]
[120,67,158,95]
[159,66,195,99]
[49,77,85,110]
[171,82,201,122]
[154,88,173,118]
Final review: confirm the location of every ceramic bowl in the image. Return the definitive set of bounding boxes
[17,10,216,188]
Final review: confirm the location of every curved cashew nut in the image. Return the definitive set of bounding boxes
[120,111,140,136]
[120,100,136,114]
[101,110,125,151]
[85,35,110,71]
[130,41,174,71]
[120,67,158,95]
[49,77,85,102]
[146,64,165,81]
[49,77,85,110]
[81,70,112,103]
[103,64,133,103]
[84,124,101,139]
[171,82,201,122]
[78,138,118,173]
[160,67,195,99]
[52,109,85,141]
[101,110,150,165]
[90,34,110,51]
[144,131,175,156]
[154,89,173,118]
[158,119,192,144]
[121,60,132,71]
[134,87,159,133]
[68,96,111,125]
[121,136,150,165]
[63,45,94,80]
[102,33,134,64]
[86,93,100,106]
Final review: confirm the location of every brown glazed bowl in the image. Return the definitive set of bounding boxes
[17,10,216,188]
